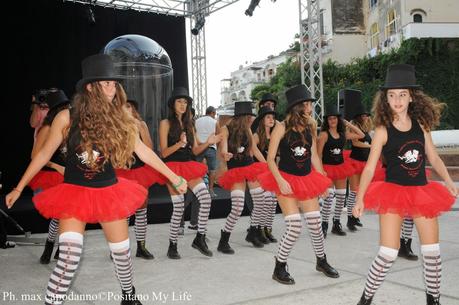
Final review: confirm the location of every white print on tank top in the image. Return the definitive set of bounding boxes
[77,150,100,165]
[291,146,306,157]
[398,149,419,164]
[330,148,341,155]
[397,140,424,178]
[237,146,245,153]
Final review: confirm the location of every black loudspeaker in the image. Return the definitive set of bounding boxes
[338,89,362,121]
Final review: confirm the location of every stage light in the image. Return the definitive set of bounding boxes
[245,0,261,17]
[191,17,205,35]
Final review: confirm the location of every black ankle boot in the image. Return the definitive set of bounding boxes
[264,227,278,243]
[167,240,181,259]
[40,240,55,264]
[347,216,357,232]
[398,238,418,261]
[53,247,60,260]
[136,241,154,260]
[121,286,143,305]
[245,226,264,248]
[192,233,213,257]
[272,258,295,285]
[354,217,363,227]
[331,219,347,236]
[322,221,328,239]
[256,226,270,244]
[316,255,339,278]
[426,293,441,305]
[217,230,234,254]
[356,292,372,305]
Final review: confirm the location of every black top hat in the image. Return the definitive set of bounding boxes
[324,104,342,118]
[257,106,276,120]
[167,87,193,106]
[353,103,370,117]
[76,54,123,92]
[285,85,316,111]
[46,90,70,110]
[259,93,278,106]
[234,101,255,117]
[380,64,422,90]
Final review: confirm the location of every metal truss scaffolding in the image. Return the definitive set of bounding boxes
[66,0,239,17]
[299,0,324,125]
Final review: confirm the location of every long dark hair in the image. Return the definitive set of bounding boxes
[256,115,274,152]
[227,115,252,157]
[167,99,195,145]
[320,115,345,133]
[373,89,444,131]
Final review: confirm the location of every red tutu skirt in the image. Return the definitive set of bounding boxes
[28,171,64,191]
[364,181,455,218]
[218,162,268,190]
[33,177,147,223]
[115,165,166,188]
[158,161,207,185]
[372,166,431,182]
[258,170,332,201]
[323,161,355,180]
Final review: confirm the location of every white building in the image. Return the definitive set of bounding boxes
[367,0,459,56]
[319,0,459,61]
[220,51,296,107]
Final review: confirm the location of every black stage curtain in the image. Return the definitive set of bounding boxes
[1,0,187,193]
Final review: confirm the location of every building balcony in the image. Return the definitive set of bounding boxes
[402,22,459,39]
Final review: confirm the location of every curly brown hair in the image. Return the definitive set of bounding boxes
[352,114,373,133]
[227,115,253,157]
[69,82,137,170]
[285,103,317,145]
[372,89,444,131]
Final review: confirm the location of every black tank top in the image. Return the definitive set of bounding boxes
[227,129,253,169]
[278,129,312,176]
[322,131,345,165]
[162,128,193,162]
[350,131,371,161]
[42,145,67,172]
[383,120,427,186]
[64,126,117,188]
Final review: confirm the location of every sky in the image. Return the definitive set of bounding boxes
[186,0,300,109]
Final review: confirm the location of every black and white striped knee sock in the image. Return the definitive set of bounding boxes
[109,239,134,294]
[169,194,185,242]
[249,187,265,227]
[223,190,245,233]
[401,218,414,240]
[44,232,83,305]
[321,188,334,223]
[347,191,357,217]
[268,192,277,229]
[192,183,212,234]
[134,208,147,242]
[421,243,441,298]
[261,191,273,228]
[276,214,302,263]
[303,211,325,258]
[363,246,398,300]
[47,219,59,243]
[333,189,346,221]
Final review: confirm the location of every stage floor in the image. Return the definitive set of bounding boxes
[1,198,459,305]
